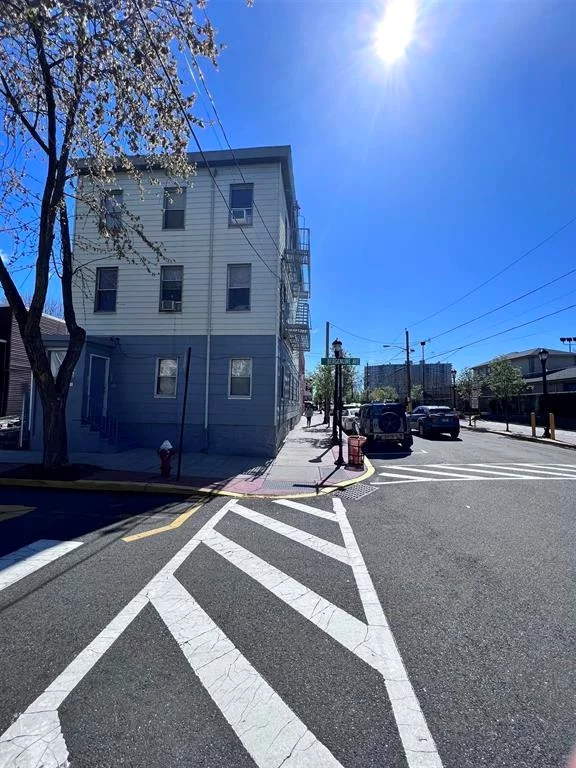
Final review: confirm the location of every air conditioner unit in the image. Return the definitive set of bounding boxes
[160,300,182,312]
[231,208,249,224]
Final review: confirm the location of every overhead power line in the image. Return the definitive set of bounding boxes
[426,302,576,362]
[133,5,281,282]
[408,214,576,330]
[429,267,576,342]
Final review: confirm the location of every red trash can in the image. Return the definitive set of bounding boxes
[347,435,367,468]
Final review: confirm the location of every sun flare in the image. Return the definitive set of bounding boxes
[374,0,418,64]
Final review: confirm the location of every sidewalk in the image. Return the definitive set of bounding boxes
[0,415,373,497]
[461,417,576,449]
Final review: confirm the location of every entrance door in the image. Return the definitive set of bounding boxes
[88,355,109,426]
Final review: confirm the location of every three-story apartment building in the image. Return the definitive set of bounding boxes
[29,146,311,456]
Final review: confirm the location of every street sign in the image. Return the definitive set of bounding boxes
[321,357,360,366]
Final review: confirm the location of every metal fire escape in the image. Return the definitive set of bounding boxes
[282,214,311,352]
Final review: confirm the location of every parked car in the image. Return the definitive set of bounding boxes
[408,406,460,439]
[358,402,413,449]
[342,408,360,433]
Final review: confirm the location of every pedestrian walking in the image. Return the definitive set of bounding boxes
[305,403,314,428]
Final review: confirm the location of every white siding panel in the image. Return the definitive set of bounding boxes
[72,164,283,337]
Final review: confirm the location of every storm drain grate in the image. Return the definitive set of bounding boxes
[336,483,377,501]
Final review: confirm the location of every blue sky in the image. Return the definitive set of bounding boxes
[2,0,575,373]
[199,0,576,372]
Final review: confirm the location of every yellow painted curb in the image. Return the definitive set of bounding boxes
[122,501,205,542]
[0,456,375,500]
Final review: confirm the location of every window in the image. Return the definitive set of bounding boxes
[155,358,178,397]
[159,266,183,311]
[49,349,66,378]
[229,184,253,226]
[95,267,118,312]
[163,187,186,229]
[102,190,123,233]
[227,264,251,311]
[229,358,252,398]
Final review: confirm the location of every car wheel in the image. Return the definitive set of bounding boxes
[401,438,412,451]
[418,422,426,438]
[450,431,460,440]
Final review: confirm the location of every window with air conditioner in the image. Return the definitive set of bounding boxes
[159,266,183,312]
[163,187,186,229]
[227,264,251,311]
[229,183,253,226]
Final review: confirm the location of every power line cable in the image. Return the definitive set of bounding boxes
[429,267,576,342]
[408,214,576,330]
[133,5,281,282]
[426,302,576,362]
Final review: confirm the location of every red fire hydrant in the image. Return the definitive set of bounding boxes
[158,440,176,478]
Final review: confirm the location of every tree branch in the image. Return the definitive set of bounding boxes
[0,73,50,154]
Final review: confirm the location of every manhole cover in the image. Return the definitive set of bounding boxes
[336,483,377,501]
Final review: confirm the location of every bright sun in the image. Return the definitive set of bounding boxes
[374,0,418,64]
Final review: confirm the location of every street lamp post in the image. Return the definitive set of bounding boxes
[539,348,550,439]
[420,340,427,404]
[332,338,344,465]
[451,369,457,411]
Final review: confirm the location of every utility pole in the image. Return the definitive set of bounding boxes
[324,321,330,424]
[405,329,412,412]
[420,340,426,404]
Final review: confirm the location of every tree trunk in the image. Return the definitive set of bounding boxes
[505,398,510,431]
[38,383,69,469]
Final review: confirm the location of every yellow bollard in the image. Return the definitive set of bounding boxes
[549,413,556,440]
[530,412,536,437]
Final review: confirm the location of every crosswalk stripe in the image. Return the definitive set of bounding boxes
[202,529,369,659]
[274,498,339,521]
[507,463,576,475]
[428,465,530,478]
[377,470,428,480]
[383,466,477,479]
[469,464,576,477]
[232,504,349,564]
[151,574,344,768]
[333,497,443,767]
[0,540,83,592]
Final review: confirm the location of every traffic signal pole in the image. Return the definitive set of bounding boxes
[405,329,412,412]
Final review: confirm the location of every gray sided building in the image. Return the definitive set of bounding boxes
[29,146,311,457]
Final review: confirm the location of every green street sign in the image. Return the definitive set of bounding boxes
[321,357,360,366]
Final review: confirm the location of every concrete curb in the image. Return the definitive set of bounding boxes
[460,424,576,451]
[0,456,376,499]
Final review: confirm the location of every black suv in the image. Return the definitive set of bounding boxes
[358,402,413,450]
[408,406,460,439]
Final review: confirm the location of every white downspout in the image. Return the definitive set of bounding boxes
[203,168,217,450]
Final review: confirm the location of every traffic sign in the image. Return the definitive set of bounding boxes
[321,357,360,366]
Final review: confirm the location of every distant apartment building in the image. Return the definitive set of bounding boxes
[29,146,311,456]
[364,362,452,400]
[471,348,576,383]
[0,306,66,418]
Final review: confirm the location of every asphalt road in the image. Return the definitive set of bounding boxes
[0,430,575,767]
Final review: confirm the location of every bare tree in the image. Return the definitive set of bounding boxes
[0,1,221,468]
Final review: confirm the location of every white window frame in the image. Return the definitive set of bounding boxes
[159,265,183,312]
[162,187,186,230]
[103,189,123,233]
[154,357,178,398]
[94,266,118,313]
[227,263,251,312]
[228,358,252,399]
[229,183,254,226]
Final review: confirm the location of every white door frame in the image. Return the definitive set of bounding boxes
[87,354,110,418]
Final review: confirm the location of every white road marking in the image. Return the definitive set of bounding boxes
[380,466,477,479]
[504,463,576,476]
[274,498,339,521]
[371,476,565,485]
[332,497,443,767]
[377,470,429,480]
[0,540,83,592]
[151,575,343,768]
[203,529,370,656]
[232,504,349,564]
[427,465,531,478]
[0,501,235,768]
